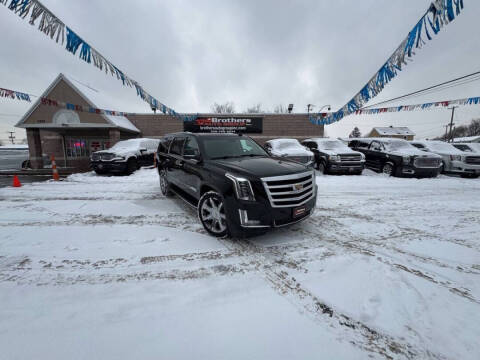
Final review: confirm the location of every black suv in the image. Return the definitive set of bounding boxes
[157,133,317,238]
[348,138,442,177]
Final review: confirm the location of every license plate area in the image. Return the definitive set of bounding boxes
[293,206,307,218]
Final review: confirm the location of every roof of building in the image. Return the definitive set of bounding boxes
[452,135,480,143]
[16,73,140,133]
[370,126,415,136]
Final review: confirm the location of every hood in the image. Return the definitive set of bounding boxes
[271,148,313,157]
[209,156,310,178]
[93,148,137,157]
[389,148,441,158]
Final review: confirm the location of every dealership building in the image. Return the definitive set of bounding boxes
[16,74,324,171]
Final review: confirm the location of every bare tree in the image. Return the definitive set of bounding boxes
[211,102,235,114]
[468,119,480,136]
[245,103,263,113]
[273,104,288,114]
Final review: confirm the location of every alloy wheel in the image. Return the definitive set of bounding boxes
[199,194,227,235]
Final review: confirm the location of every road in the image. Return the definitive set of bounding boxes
[0,168,479,359]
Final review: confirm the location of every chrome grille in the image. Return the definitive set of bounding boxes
[414,157,440,168]
[92,153,115,161]
[339,154,361,162]
[286,156,311,164]
[262,172,315,208]
[465,156,480,165]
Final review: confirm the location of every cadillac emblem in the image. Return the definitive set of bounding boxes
[294,183,303,191]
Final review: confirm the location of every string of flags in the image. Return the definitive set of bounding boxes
[353,96,480,115]
[311,0,465,126]
[0,85,198,119]
[0,87,31,102]
[1,0,184,119]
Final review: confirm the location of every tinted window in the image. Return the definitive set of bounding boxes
[158,138,172,153]
[183,137,200,156]
[453,144,471,152]
[353,141,370,149]
[411,143,424,149]
[202,137,267,159]
[169,137,185,155]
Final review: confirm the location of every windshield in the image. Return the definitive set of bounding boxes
[428,142,457,152]
[463,143,480,152]
[203,137,268,159]
[274,140,302,151]
[384,140,415,151]
[317,140,347,150]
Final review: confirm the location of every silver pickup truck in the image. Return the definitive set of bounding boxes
[411,141,480,178]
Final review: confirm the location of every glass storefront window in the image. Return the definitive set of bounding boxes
[65,137,110,159]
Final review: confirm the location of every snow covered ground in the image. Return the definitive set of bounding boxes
[0,169,479,360]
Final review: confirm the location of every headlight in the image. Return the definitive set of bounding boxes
[402,155,411,164]
[450,155,461,161]
[329,155,340,162]
[225,173,255,201]
[360,153,365,160]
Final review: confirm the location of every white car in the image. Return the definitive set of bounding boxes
[411,140,480,178]
[302,138,366,174]
[90,138,160,175]
[452,142,480,154]
[264,138,314,167]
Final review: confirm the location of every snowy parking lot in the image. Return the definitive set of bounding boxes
[0,169,479,360]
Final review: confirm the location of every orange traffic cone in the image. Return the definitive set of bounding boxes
[51,155,60,181]
[13,175,22,187]
[153,151,157,168]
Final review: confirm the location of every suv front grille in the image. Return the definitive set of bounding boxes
[262,172,315,208]
[339,154,361,162]
[92,153,115,161]
[414,157,440,168]
[465,156,480,165]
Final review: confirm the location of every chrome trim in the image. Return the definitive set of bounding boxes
[262,171,316,208]
[238,210,270,228]
[413,157,441,169]
[268,183,313,195]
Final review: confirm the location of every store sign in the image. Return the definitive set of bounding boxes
[184,117,263,134]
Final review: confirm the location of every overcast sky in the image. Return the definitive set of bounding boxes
[1,0,479,143]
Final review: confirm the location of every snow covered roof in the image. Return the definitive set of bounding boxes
[0,144,28,150]
[16,73,140,133]
[452,135,480,143]
[371,127,415,136]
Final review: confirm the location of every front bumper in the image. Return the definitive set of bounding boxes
[225,186,317,237]
[90,160,127,173]
[398,165,440,178]
[327,161,365,173]
[447,160,480,175]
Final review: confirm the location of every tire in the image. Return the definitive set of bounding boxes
[94,169,106,175]
[126,158,137,175]
[159,168,173,196]
[382,162,394,176]
[439,161,445,174]
[354,171,363,175]
[317,161,327,174]
[198,191,229,238]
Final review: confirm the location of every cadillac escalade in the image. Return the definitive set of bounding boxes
[157,133,317,238]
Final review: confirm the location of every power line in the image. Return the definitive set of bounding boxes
[363,70,480,109]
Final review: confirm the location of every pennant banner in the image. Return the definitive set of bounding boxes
[353,96,480,115]
[311,0,465,126]
[1,0,184,119]
[0,87,31,102]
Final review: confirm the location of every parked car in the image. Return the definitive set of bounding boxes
[411,141,480,178]
[452,142,480,154]
[90,138,160,175]
[348,138,442,177]
[301,138,365,174]
[264,138,314,167]
[157,133,317,238]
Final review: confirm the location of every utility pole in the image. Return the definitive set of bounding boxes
[307,104,315,114]
[444,124,449,142]
[447,106,457,143]
[7,131,15,145]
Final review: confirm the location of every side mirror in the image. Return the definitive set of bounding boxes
[139,148,147,153]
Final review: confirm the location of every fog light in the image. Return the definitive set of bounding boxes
[239,210,262,227]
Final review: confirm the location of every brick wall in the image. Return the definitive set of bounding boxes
[127,113,324,141]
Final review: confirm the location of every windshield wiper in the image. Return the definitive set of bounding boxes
[239,154,265,157]
[210,155,242,160]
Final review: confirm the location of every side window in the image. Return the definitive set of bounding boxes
[239,139,253,152]
[169,137,185,155]
[158,138,172,153]
[411,143,424,149]
[370,141,383,151]
[183,137,200,156]
[353,141,369,149]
